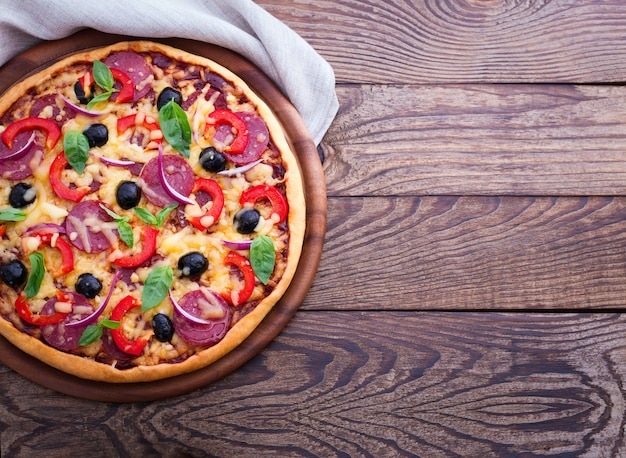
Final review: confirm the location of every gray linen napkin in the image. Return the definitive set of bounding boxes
[0,0,338,144]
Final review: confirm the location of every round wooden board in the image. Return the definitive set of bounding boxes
[0,30,326,402]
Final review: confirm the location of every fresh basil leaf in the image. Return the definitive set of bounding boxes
[159,100,191,158]
[63,130,90,174]
[250,235,275,285]
[92,60,115,92]
[78,324,103,347]
[133,204,178,228]
[78,319,121,347]
[99,204,133,247]
[101,319,121,330]
[24,252,45,299]
[99,204,123,221]
[0,208,26,222]
[133,207,158,226]
[86,90,113,110]
[142,265,173,312]
[156,203,178,228]
[118,220,134,249]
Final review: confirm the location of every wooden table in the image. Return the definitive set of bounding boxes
[3,1,626,456]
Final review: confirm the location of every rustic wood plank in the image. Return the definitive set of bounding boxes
[2,311,625,457]
[322,84,626,196]
[303,196,626,311]
[258,0,626,84]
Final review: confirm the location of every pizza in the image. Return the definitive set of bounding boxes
[0,41,305,383]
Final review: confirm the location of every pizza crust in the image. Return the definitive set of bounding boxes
[0,41,306,383]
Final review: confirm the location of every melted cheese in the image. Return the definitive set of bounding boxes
[17,181,68,229]
[0,45,295,370]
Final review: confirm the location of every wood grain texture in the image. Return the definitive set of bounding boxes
[321,84,626,196]
[3,1,626,455]
[302,196,626,311]
[2,311,626,457]
[258,0,626,84]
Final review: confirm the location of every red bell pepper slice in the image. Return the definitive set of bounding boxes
[205,109,249,153]
[240,185,288,223]
[187,178,224,231]
[117,113,163,149]
[15,290,70,326]
[109,68,134,103]
[110,295,150,355]
[1,117,61,150]
[49,152,91,202]
[112,226,159,268]
[223,251,255,306]
[79,68,134,103]
[27,231,74,276]
[0,225,6,238]
[117,114,138,133]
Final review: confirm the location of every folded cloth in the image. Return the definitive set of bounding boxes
[0,0,338,144]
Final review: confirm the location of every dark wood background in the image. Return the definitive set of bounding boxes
[3,1,626,456]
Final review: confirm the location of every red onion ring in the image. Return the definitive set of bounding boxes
[0,133,36,163]
[217,159,263,177]
[97,155,137,167]
[66,270,122,328]
[157,144,195,206]
[22,223,66,236]
[221,239,252,250]
[169,289,214,325]
[59,93,109,117]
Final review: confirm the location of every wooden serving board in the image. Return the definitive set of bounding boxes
[0,30,326,402]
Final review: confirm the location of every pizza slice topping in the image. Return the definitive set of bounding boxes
[65,200,119,253]
[0,43,302,380]
[171,289,231,346]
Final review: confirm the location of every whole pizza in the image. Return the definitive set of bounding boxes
[0,41,305,383]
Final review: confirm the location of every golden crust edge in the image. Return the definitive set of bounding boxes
[0,40,307,383]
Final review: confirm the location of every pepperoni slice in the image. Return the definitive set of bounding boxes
[40,293,93,352]
[173,289,232,347]
[182,88,227,111]
[104,51,154,103]
[139,154,194,207]
[203,71,228,92]
[0,131,43,180]
[101,327,136,361]
[30,94,76,126]
[216,112,269,165]
[65,200,119,253]
[207,89,228,110]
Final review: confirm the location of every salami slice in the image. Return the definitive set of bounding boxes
[0,131,43,180]
[173,289,232,347]
[138,154,194,207]
[206,88,227,110]
[65,200,119,253]
[218,112,269,165]
[40,293,92,352]
[203,71,228,92]
[29,94,76,126]
[104,51,154,103]
[101,327,136,361]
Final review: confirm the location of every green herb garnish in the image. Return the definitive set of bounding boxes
[24,252,45,299]
[159,100,191,158]
[250,235,275,285]
[99,204,134,249]
[142,265,173,312]
[63,130,90,174]
[0,208,26,222]
[133,203,178,228]
[86,60,118,109]
[78,320,121,347]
